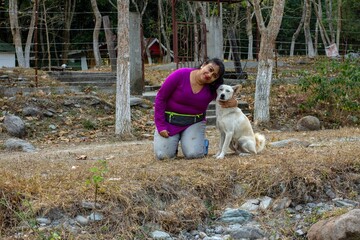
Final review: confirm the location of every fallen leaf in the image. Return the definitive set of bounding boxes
[76,155,87,160]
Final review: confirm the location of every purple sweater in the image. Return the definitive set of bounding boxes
[154,68,216,136]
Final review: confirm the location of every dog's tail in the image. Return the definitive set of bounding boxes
[255,133,266,153]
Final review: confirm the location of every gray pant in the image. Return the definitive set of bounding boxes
[153,121,206,160]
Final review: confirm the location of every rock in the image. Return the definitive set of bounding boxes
[150,230,173,240]
[75,215,89,226]
[272,197,291,211]
[259,196,273,210]
[88,212,104,221]
[4,138,36,152]
[22,106,41,117]
[36,217,51,226]
[130,97,143,106]
[3,114,26,137]
[307,209,360,240]
[296,116,320,131]
[226,224,265,239]
[219,208,252,224]
[240,199,260,211]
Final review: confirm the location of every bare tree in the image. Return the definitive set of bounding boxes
[325,0,335,43]
[9,0,37,68]
[131,0,148,18]
[158,0,171,63]
[336,0,342,49]
[312,0,332,47]
[290,0,306,56]
[115,0,132,137]
[103,16,117,71]
[42,1,52,70]
[251,0,285,124]
[91,0,102,68]
[187,1,200,62]
[62,0,76,65]
[246,1,254,60]
[304,0,316,58]
[131,0,150,64]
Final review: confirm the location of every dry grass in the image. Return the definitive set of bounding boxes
[0,126,359,238]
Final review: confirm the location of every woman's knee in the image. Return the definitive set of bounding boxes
[155,151,177,160]
[184,152,204,159]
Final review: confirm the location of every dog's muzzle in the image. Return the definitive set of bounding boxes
[220,94,226,100]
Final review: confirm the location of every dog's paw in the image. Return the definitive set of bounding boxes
[216,153,225,160]
[239,153,251,157]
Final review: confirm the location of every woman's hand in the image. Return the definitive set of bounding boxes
[219,97,238,108]
[159,130,169,138]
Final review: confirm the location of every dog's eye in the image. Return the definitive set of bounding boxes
[226,89,230,92]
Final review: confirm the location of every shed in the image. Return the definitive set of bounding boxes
[0,40,16,68]
[143,38,174,63]
[67,50,88,70]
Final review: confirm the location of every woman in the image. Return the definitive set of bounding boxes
[153,58,236,160]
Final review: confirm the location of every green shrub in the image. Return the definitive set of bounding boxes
[298,59,359,127]
[82,119,97,130]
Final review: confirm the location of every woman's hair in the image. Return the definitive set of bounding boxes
[201,58,225,93]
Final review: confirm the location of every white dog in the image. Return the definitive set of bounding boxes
[214,84,266,159]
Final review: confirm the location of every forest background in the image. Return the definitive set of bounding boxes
[0,0,359,69]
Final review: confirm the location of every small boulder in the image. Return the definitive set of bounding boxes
[296,116,320,131]
[3,114,26,138]
[4,138,36,152]
[307,209,360,240]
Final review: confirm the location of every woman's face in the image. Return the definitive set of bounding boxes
[199,63,220,84]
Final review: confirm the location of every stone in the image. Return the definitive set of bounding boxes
[307,209,360,240]
[4,138,36,152]
[3,114,26,138]
[22,106,41,117]
[150,230,172,240]
[296,116,320,131]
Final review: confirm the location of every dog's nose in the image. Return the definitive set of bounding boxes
[220,94,225,100]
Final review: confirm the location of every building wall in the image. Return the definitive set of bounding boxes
[0,53,15,68]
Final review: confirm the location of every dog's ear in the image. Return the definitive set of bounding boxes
[232,84,242,97]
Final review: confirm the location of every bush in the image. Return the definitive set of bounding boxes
[298,59,359,127]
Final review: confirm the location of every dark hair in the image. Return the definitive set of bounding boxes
[200,58,225,93]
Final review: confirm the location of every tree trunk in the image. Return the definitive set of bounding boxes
[312,0,331,46]
[325,0,335,43]
[252,0,285,124]
[9,0,34,68]
[290,0,306,56]
[42,1,52,70]
[304,0,315,58]
[62,0,76,65]
[23,2,37,68]
[246,1,254,60]
[91,0,102,68]
[336,0,342,50]
[103,16,117,71]
[158,0,171,63]
[115,0,132,137]
[197,2,207,60]
[187,2,200,62]
[228,27,243,74]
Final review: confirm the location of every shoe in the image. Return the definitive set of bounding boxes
[204,139,209,155]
